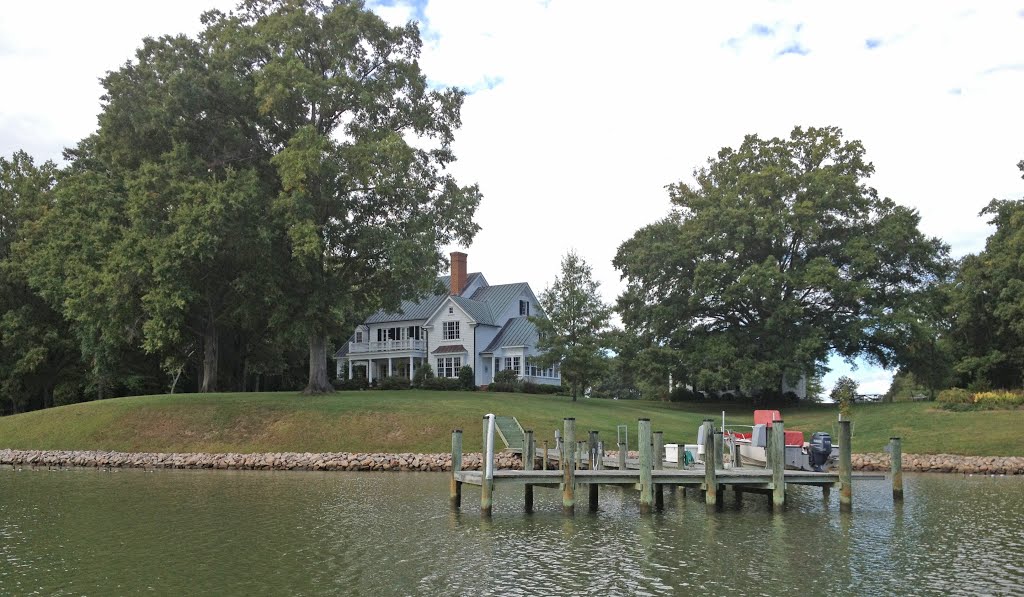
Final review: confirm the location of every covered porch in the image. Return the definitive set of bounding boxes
[343,355,430,384]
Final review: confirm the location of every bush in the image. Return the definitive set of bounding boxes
[520,381,563,394]
[972,390,1024,409]
[720,392,736,401]
[459,365,476,391]
[937,388,972,405]
[378,375,411,390]
[669,386,695,402]
[332,377,368,391]
[493,369,519,384]
[423,376,462,391]
[412,363,434,388]
[937,388,1024,410]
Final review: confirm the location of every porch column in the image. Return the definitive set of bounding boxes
[492,356,497,380]
[409,356,414,380]
[368,358,374,384]
[348,359,353,380]
[519,354,524,378]
[388,357,393,377]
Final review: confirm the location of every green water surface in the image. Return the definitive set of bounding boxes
[1,468,1021,595]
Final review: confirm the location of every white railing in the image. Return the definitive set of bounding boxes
[348,339,426,354]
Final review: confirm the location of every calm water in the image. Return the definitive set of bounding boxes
[1,467,1022,596]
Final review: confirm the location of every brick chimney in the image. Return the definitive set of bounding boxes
[450,251,467,296]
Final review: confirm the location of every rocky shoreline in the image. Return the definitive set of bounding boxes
[2,448,1022,475]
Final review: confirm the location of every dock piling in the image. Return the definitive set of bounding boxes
[703,420,717,507]
[654,431,665,511]
[589,432,600,512]
[525,430,535,513]
[618,441,627,470]
[770,420,785,511]
[638,419,653,514]
[542,440,548,471]
[450,429,462,510]
[731,435,741,469]
[713,430,725,504]
[839,419,853,512]
[890,436,903,501]
[555,430,563,472]
[562,418,576,516]
[482,416,495,517]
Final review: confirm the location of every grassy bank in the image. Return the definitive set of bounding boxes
[0,391,1020,456]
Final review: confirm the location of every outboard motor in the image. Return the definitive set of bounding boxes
[809,432,833,472]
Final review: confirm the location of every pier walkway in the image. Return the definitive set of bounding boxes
[449,416,896,517]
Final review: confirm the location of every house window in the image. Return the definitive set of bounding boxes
[519,300,530,316]
[504,356,521,375]
[526,359,558,378]
[449,306,454,314]
[443,321,460,340]
[437,356,462,378]
[355,331,363,343]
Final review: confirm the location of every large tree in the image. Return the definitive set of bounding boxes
[532,251,611,401]
[614,126,948,396]
[0,152,85,414]
[204,0,481,393]
[947,160,1024,389]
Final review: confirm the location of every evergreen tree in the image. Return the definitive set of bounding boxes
[532,251,611,401]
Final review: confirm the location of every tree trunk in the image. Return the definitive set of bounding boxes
[201,319,218,393]
[304,334,334,394]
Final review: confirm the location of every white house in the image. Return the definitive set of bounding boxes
[334,252,560,387]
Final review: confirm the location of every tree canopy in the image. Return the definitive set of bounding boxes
[614,126,948,397]
[946,161,1024,390]
[14,0,481,397]
[532,251,611,401]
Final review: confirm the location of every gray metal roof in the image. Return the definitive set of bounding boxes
[482,317,539,353]
[469,283,529,322]
[450,296,496,325]
[334,334,354,358]
[363,273,483,324]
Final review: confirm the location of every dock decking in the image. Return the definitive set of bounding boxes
[449,416,897,517]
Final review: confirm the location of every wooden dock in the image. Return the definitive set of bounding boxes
[450,416,892,517]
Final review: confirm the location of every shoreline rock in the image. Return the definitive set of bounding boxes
[1,448,1021,475]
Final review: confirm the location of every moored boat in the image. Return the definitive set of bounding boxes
[726,410,839,472]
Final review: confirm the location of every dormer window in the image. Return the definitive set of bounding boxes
[519,300,530,316]
[449,306,454,314]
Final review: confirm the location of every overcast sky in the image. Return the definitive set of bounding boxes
[2,1,1022,394]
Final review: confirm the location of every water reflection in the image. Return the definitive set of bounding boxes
[1,469,1022,595]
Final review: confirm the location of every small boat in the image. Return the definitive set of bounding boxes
[725,410,839,472]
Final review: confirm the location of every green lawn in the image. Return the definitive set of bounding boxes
[0,391,1021,456]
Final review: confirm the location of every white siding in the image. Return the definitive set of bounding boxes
[425,299,473,377]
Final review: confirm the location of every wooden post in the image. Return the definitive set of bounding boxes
[731,435,742,468]
[450,429,463,510]
[555,429,562,471]
[770,420,785,511]
[589,431,600,512]
[703,420,717,506]
[653,431,664,511]
[525,430,535,513]
[712,429,722,470]
[482,416,493,517]
[562,418,576,515]
[639,418,653,514]
[596,441,604,470]
[890,437,903,501]
[542,440,549,470]
[578,441,586,470]
[618,441,627,470]
[839,419,852,512]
